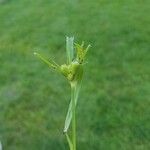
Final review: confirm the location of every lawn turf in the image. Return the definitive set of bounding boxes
[0,0,150,149]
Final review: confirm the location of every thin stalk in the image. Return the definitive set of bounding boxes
[65,133,73,150]
[71,83,76,150]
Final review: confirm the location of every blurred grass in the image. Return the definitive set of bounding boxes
[0,0,150,149]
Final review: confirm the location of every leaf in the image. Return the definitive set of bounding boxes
[65,133,73,150]
[34,52,58,69]
[66,37,74,64]
[0,141,2,150]
[63,80,82,133]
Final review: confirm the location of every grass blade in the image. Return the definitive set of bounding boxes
[63,81,81,133]
[66,37,74,64]
[65,133,73,150]
[34,52,58,69]
[0,141,2,150]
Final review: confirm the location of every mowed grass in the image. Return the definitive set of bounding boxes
[0,0,150,149]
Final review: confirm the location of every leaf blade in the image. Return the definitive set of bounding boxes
[63,81,82,133]
[66,36,74,64]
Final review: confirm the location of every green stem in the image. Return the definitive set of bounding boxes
[65,133,73,150]
[71,83,76,150]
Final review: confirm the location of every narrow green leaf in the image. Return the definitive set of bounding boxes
[65,133,73,150]
[63,81,82,133]
[0,141,2,150]
[66,37,74,64]
[34,52,58,69]
[63,65,83,133]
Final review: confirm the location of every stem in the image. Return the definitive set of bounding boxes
[65,133,73,150]
[71,83,76,150]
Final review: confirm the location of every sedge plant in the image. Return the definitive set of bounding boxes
[34,37,90,150]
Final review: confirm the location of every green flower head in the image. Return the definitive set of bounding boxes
[34,37,90,84]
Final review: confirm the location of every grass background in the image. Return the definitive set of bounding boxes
[0,0,150,149]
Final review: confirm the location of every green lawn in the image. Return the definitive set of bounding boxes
[0,0,150,149]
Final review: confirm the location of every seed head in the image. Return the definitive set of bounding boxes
[34,37,90,84]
